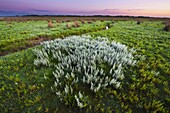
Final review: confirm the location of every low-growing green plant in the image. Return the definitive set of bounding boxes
[34,36,137,111]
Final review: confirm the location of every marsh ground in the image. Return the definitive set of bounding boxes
[0,16,170,112]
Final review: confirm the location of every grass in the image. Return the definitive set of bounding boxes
[0,20,106,55]
[0,18,170,112]
[1,47,77,112]
[89,21,170,64]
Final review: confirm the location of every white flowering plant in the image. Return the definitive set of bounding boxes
[34,35,137,110]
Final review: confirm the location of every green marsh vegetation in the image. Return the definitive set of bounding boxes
[0,17,170,112]
[0,18,106,56]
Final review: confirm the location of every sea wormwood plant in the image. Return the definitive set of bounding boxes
[34,36,137,109]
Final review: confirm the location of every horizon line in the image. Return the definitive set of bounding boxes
[0,14,170,18]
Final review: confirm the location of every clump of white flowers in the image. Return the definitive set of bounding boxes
[34,35,137,108]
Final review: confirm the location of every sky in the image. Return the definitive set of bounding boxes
[0,0,170,17]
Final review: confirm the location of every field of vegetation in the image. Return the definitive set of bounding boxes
[0,16,170,113]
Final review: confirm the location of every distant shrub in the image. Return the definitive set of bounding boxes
[81,20,85,24]
[66,23,72,29]
[164,24,170,31]
[73,21,80,27]
[162,21,170,24]
[66,20,71,22]
[34,36,137,111]
[48,21,53,28]
[62,20,65,23]
[137,21,141,25]
[87,21,92,24]
[56,20,60,23]
[100,19,104,22]
[92,19,96,22]
[106,22,111,28]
